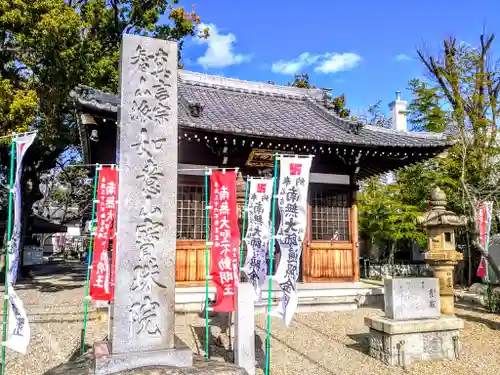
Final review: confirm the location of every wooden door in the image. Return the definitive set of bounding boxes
[301,186,355,282]
[303,241,354,282]
[175,240,207,286]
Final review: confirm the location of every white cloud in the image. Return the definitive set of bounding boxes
[314,53,362,74]
[271,52,361,75]
[195,23,252,69]
[395,53,413,62]
[271,53,322,75]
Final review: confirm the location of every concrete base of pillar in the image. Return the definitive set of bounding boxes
[93,339,193,375]
[234,283,255,375]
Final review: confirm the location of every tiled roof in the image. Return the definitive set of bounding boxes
[71,71,453,149]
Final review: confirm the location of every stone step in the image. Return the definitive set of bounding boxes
[174,282,383,313]
[254,301,359,313]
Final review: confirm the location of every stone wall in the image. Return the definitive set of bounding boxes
[367,263,434,279]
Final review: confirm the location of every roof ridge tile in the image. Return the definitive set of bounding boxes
[305,97,364,135]
[183,79,308,101]
[179,70,325,100]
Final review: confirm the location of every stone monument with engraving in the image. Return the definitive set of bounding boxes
[93,34,192,374]
[365,277,463,367]
[384,278,441,320]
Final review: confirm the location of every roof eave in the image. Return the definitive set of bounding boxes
[71,85,454,150]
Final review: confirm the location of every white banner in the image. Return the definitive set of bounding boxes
[8,132,36,284]
[6,132,36,354]
[243,178,273,301]
[272,156,312,325]
[5,286,30,354]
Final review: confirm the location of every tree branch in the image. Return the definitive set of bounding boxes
[112,0,119,32]
[417,49,457,109]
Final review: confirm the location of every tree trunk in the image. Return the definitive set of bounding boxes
[468,216,500,283]
[388,241,396,277]
[17,208,31,279]
[17,171,43,280]
[473,239,500,283]
[460,179,500,283]
[466,230,472,285]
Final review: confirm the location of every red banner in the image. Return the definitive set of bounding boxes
[477,257,487,278]
[478,202,487,248]
[476,202,488,278]
[209,171,240,312]
[90,167,119,301]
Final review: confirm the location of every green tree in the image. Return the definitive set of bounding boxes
[288,73,351,118]
[0,0,202,275]
[404,34,500,282]
[35,157,93,224]
[407,79,448,133]
[365,100,392,128]
[290,73,313,88]
[359,176,426,263]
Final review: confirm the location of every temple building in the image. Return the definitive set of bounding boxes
[71,71,452,286]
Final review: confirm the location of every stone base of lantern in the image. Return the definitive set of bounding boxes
[428,261,460,315]
[364,315,463,367]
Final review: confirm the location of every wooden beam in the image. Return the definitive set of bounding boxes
[310,172,350,185]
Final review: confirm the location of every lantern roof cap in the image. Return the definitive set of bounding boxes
[417,187,467,228]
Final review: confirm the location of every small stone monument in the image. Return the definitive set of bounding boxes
[384,278,441,320]
[365,278,463,366]
[93,34,192,374]
[417,187,467,315]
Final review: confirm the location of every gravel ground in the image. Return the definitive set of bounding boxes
[2,263,500,375]
[0,263,108,375]
[177,304,500,375]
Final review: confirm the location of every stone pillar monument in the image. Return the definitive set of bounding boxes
[93,34,192,374]
[417,187,467,316]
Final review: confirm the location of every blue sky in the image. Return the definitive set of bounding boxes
[170,0,500,116]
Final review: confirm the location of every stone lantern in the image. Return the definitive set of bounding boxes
[417,187,467,315]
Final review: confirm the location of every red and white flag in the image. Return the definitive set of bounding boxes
[476,201,493,279]
[90,167,119,301]
[209,171,240,312]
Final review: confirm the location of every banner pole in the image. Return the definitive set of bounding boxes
[1,138,16,375]
[80,164,100,354]
[204,170,210,359]
[239,178,249,272]
[485,202,493,283]
[264,154,279,375]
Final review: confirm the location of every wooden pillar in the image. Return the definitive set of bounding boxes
[351,203,359,281]
[236,172,246,277]
[236,171,246,220]
[350,176,360,282]
[301,202,312,283]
